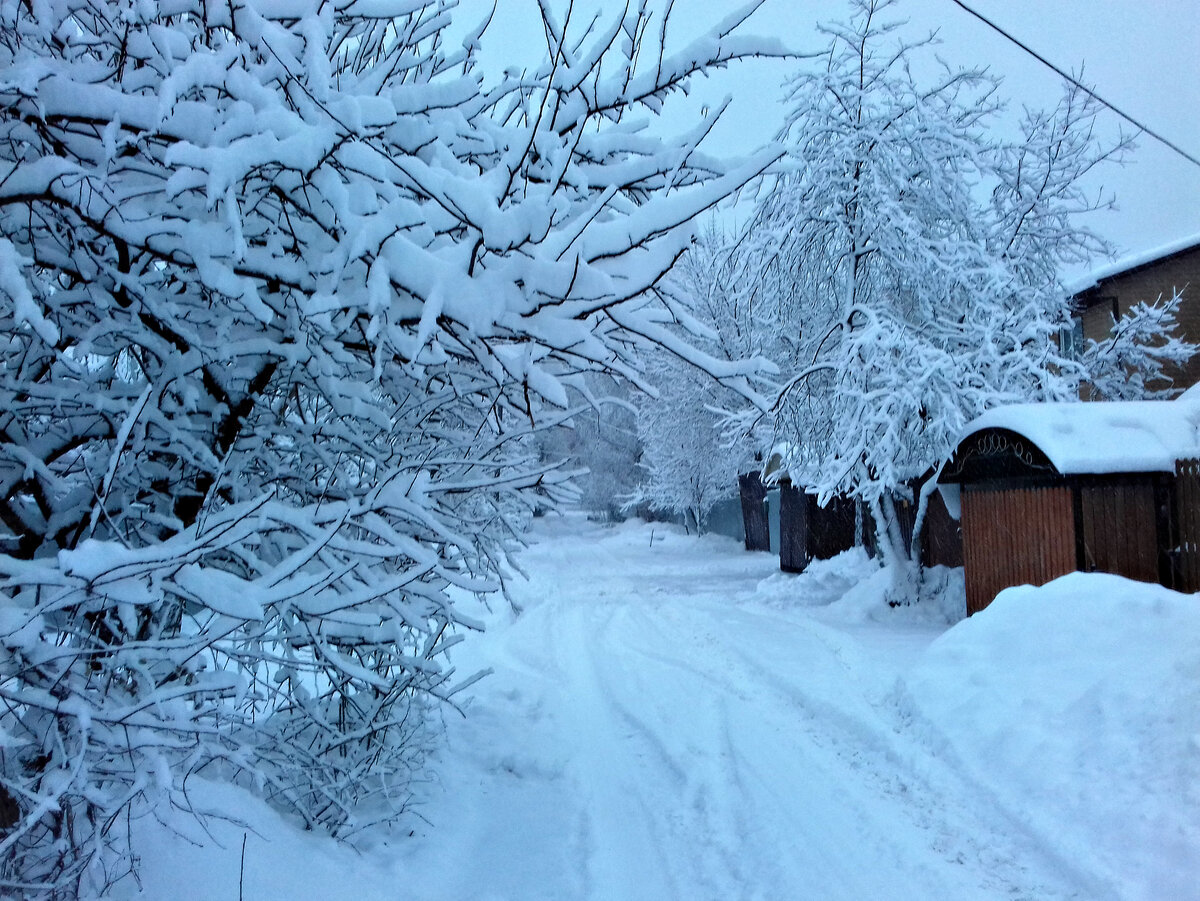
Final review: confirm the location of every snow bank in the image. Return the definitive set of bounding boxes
[112,778,411,901]
[902,573,1200,900]
[754,549,965,626]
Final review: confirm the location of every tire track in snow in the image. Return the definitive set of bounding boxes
[653,601,1112,901]
[571,604,761,900]
[548,603,689,901]
[561,599,963,900]
[603,602,942,898]
[451,519,1113,900]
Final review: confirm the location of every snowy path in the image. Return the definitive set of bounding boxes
[406,515,1089,901]
[128,513,1197,901]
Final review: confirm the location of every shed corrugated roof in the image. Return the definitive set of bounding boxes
[955,397,1200,475]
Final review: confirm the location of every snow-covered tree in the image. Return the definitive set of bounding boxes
[0,0,782,893]
[632,350,746,532]
[1082,292,1197,399]
[736,0,1130,590]
[628,227,761,532]
[537,376,645,523]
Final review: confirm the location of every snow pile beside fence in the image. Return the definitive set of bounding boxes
[753,548,965,625]
[901,573,1200,899]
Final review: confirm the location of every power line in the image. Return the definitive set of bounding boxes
[948,0,1200,171]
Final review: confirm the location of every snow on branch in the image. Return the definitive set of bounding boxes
[0,0,783,893]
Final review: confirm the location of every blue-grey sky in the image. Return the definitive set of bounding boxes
[468,0,1200,269]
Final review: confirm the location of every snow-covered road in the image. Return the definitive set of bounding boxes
[406,515,1091,901]
[126,512,1199,901]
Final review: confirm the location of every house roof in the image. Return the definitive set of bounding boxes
[951,396,1200,477]
[1068,232,1200,296]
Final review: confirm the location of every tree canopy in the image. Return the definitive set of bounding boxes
[734,0,1137,578]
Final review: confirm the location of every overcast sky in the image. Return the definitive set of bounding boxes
[471,0,1200,273]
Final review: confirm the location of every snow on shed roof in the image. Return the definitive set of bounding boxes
[1067,232,1200,295]
[956,397,1200,476]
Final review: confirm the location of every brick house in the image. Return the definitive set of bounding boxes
[1070,234,1200,390]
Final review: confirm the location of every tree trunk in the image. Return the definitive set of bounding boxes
[869,494,919,603]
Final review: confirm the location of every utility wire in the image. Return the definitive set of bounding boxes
[948,0,1200,170]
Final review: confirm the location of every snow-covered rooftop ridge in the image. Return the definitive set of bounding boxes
[957,396,1200,475]
[1067,231,1200,295]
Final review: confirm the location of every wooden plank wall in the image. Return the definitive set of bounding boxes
[1176,459,1200,592]
[961,485,1076,615]
[1079,479,1158,585]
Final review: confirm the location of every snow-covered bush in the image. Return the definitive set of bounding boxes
[0,491,494,892]
[0,0,782,894]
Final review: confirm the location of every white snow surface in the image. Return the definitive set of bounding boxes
[957,397,1200,475]
[119,515,1199,900]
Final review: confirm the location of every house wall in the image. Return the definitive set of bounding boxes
[1078,243,1200,390]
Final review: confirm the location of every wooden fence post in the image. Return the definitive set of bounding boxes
[779,481,808,573]
[738,472,770,552]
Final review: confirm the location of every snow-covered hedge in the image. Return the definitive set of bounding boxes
[0,0,784,895]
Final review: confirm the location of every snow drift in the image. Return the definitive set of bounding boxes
[902,572,1200,900]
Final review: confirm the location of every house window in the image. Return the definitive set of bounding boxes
[1060,317,1085,360]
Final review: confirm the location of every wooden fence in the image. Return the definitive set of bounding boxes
[807,495,858,561]
[922,490,963,568]
[778,483,808,572]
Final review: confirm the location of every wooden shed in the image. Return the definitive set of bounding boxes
[939,398,1200,614]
